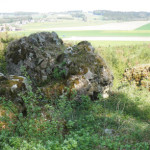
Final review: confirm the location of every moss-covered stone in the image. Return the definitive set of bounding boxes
[42,41,113,99]
[0,73,26,100]
[6,32,65,86]
[123,64,150,91]
[5,32,113,100]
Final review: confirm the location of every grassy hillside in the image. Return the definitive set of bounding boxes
[0,34,150,149]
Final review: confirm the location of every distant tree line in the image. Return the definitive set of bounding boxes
[93,10,150,21]
[0,12,38,24]
[0,12,38,16]
[0,16,33,24]
[67,11,87,22]
[13,12,39,16]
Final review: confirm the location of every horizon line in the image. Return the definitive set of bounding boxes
[0,9,150,14]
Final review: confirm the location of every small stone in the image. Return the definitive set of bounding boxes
[18,49,21,54]
[84,69,94,80]
[38,58,44,65]
[104,129,114,135]
[29,53,33,58]
[11,84,18,92]
[42,76,47,81]
[40,60,48,69]
[0,73,4,76]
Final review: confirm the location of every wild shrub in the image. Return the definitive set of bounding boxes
[0,32,15,73]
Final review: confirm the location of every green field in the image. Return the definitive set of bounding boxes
[136,23,150,30]
[90,40,150,47]
[9,21,150,38]
[22,20,112,30]
[57,30,150,37]
[10,30,150,38]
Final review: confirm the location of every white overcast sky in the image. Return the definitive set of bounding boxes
[0,0,150,13]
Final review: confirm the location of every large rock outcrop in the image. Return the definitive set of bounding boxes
[6,32,64,86]
[123,64,150,91]
[5,32,113,99]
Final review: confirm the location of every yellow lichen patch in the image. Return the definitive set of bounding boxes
[79,45,91,52]
[78,66,88,75]
[86,46,93,52]
[68,75,87,91]
[41,82,65,99]
[57,84,65,93]
[74,79,80,85]
[5,76,25,90]
[0,75,26,100]
[8,80,24,89]
[69,78,80,89]
[123,64,150,91]
[42,87,51,99]
[96,55,106,67]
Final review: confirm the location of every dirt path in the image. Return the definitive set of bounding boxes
[63,36,150,41]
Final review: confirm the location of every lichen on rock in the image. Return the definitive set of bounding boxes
[0,73,27,101]
[41,40,114,99]
[6,32,65,86]
[123,64,150,91]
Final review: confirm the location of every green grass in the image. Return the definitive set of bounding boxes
[94,41,150,87]
[136,23,150,30]
[57,30,150,37]
[90,40,150,47]
[0,35,150,149]
[66,40,150,47]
